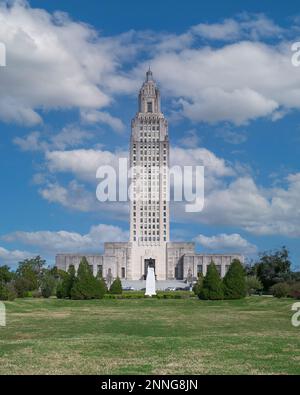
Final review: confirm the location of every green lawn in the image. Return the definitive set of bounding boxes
[0,297,299,375]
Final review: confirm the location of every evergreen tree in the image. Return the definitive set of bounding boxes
[62,265,76,298]
[71,258,105,300]
[199,261,224,300]
[192,273,204,297]
[109,277,122,294]
[97,271,108,294]
[223,259,246,299]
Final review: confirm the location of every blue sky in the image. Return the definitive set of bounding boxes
[1,0,300,269]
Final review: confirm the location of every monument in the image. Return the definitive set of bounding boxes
[56,69,244,283]
[145,258,156,296]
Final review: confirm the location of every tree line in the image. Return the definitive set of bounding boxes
[193,247,300,300]
[0,247,299,301]
[0,256,122,301]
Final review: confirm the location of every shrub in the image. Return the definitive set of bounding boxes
[109,277,122,294]
[31,290,42,298]
[245,276,263,295]
[71,257,105,300]
[14,277,32,298]
[199,262,224,300]
[288,282,300,299]
[192,273,204,297]
[41,271,56,298]
[0,282,17,301]
[223,259,246,300]
[271,282,290,298]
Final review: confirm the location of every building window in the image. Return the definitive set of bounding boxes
[97,265,103,277]
[147,101,153,113]
[197,265,203,276]
[121,267,126,279]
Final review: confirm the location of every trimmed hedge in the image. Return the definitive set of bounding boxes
[103,291,194,299]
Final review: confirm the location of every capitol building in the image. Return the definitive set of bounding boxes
[56,70,243,282]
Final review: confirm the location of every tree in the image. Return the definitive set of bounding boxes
[192,273,204,297]
[57,265,76,299]
[71,257,105,300]
[223,259,246,300]
[0,265,14,284]
[97,271,108,294]
[109,277,122,294]
[245,276,263,296]
[255,247,291,291]
[199,262,224,300]
[15,256,46,292]
[40,270,56,298]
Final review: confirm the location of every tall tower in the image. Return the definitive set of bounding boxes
[129,69,170,280]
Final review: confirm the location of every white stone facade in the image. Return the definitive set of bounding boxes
[55,70,244,281]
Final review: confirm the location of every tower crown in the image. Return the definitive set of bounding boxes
[138,69,161,113]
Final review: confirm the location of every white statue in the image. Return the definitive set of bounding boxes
[145,266,156,296]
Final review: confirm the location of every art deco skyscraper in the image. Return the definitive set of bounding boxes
[130,69,170,246]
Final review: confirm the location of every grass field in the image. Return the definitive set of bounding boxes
[0,297,299,375]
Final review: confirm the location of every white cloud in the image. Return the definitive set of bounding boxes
[0,0,131,125]
[191,14,284,41]
[178,129,201,148]
[45,148,127,181]
[3,224,128,254]
[0,246,35,264]
[171,146,235,178]
[39,180,97,212]
[37,141,300,239]
[192,19,240,41]
[194,233,257,254]
[0,3,298,128]
[145,38,300,125]
[13,125,93,152]
[173,173,300,238]
[81,110,125,133]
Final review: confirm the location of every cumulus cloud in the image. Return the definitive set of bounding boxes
[39,180,97,212]
[173,173,300,238]
[146,38,300,125]
[36,140,300,238]
[0,246,35,264]
[0,3,299,128]
[81,110,125,133]
[178,129,201,148]
[191,14,284,41]
[13,125,93,152]
[3,224,128,254]
[45,148,127,181]
[194,233,257,254]
[0,0,132,125]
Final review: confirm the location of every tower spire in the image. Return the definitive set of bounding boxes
[146,66,153,82]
